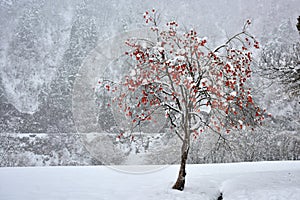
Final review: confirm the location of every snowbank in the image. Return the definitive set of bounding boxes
[0,161,299,200]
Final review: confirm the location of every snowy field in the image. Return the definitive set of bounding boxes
[1,161,300,200]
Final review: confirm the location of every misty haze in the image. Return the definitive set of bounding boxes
[0,0,299,199]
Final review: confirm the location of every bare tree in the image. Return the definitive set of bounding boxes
[259,20,300,97]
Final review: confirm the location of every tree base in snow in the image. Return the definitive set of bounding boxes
[217,192,223,200]
[172,178,185,191]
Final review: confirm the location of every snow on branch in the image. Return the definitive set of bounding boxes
[97,9,266,147]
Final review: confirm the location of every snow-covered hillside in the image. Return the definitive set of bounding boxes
[0,0,299,133]
[1,161,300,200]
[0,0,299,168]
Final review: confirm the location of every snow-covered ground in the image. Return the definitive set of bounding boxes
[1,161,300,200]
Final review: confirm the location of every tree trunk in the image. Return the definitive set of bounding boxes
[172,146,189,191]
